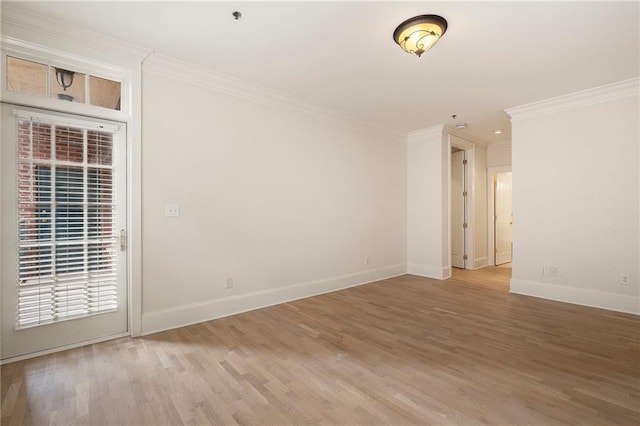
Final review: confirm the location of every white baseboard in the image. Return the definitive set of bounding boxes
[474,257,488,269]
[510,279,640,315]
[407,263,449,279]
[142,264,407,335]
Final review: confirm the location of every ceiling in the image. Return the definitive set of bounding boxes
[4,1,639,144]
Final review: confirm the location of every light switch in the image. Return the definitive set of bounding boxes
[165,203,180,217]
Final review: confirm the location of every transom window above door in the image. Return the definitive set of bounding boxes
[6,56,122,111]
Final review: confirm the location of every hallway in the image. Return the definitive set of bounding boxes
[448,264,511,292]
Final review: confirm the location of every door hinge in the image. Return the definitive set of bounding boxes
[495,248,498,254]
[463,223,468,228]
[463,191,468,197]
[463,159,468,165]
[119,229,127,251]
[463,255,468,260]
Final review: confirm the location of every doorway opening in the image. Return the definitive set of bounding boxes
[448,134,475,274]
[451,146,467,269]
[487,166,513,268]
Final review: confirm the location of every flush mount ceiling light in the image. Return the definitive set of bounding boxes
[393,14,448,57]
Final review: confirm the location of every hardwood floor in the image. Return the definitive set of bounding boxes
[449,264,512,291]
[2,274,639,425]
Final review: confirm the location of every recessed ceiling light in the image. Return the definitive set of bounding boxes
[493,129,503,135]
[455,123,468,129]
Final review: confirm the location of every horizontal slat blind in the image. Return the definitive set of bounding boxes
[16,114,119,329]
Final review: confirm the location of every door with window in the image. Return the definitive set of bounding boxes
[1,105,128,360]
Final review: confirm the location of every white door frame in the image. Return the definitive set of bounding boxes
[447,134,475,273]
[450,149,466,269]
[487,165,512,266]
[1,105,130,361]
[0,34,144,362]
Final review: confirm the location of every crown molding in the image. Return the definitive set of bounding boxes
[0,4,151,63]
[443,125,488,146]
[1,36,131,77]
[407,124,445,142]
[1,4,405,142]
[143,53,406,143]
[506,77,639,121]
[487,140,512,151]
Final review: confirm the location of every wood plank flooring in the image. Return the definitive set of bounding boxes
[449,264,512,291]
[2,274,639,425]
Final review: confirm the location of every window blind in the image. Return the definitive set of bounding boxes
[16,112,119,329]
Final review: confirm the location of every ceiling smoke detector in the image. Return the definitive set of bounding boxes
[455,123,468,130]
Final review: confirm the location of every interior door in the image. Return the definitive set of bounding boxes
[1,104,128,360]
[451,150,466,269]
[494,172,513,265]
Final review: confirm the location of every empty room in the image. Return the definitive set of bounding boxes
[1,1,638,425]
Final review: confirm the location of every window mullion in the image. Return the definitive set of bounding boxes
[50,124,58,321]
[83,128,89,315]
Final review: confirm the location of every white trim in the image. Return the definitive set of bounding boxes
[127,61,143,337]
[510,279,640,315]
[143,53,405,143]
[444,125,489,146]
[2,36,132,80]
[1,4,150,62]
[0,332,129,365]
[12,108,119,132]
[487,141,512,151]
[487,166,512,267]
[141,264,407,336]
[408,124,445,141]
[474,257,489,269]
[506,77,640,121]
[407,263,450,279]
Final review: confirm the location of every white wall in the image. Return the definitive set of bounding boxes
[473,146,488,268]
[406,126,448,278]
[487,142,512,167]
[407,128,487,278]
[508,79,639,314]
[141,57,407,333]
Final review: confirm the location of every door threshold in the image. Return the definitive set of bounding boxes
[0,332,130,365]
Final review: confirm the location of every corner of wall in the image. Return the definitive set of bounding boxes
[511,279,640,315]
[142,264,407,335]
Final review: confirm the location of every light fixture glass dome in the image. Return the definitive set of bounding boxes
[393,15,448,57]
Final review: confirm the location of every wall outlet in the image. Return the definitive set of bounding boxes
[540,267,546,276]
[225,276,234,289]
[364,256,369,265]
[549,267,558,277]
[164,203,180,217]
[620,273,630,286]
